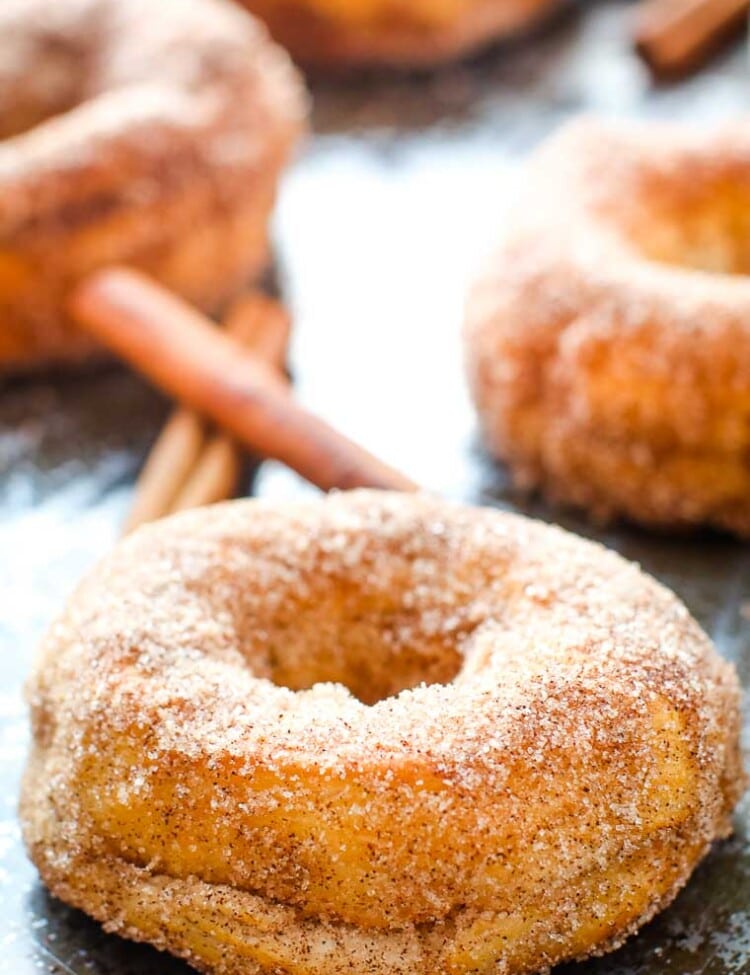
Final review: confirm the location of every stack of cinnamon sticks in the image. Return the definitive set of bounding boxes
[633,0,749,78]
[69,269,416,534]
[119,291,291,533]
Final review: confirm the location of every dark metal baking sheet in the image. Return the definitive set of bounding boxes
[1,2,749,972]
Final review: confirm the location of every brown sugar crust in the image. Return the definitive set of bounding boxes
[0,0,306,372]
[237,0,558,68]
[21,491,743,974]
[465,118,750,536]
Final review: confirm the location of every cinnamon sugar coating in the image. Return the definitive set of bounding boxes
[0,0,306,372]
[21,491,743,974]
[236,0,558,68]
[465,117,750,536]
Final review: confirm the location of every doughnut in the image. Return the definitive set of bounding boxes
[236,0,559,68]
[0,0,306,372]
[21,490,743,975]
[465,118,750,536]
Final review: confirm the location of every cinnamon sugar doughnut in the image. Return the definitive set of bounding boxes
[21,491,743,975]
[0,0,306,372]
[237,0,559,68]
[465,118,750,536]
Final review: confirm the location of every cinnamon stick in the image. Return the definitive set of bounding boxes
[225,291,291,373]
[634,0,749,78]
[170,436,242,514]
[122,410,206,533]
[69,268,417,494]
[122,292,290,534]
[170,294,292,515]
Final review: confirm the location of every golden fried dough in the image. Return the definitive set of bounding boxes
[466,118,750,535]
[0,0,305,371]
[22,491,743,974]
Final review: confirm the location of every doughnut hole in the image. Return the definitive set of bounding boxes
[192,525,488,706]
[0,86,83,140]
[612,164,750,275]
[248,590,467,706]
[0,15,96,138]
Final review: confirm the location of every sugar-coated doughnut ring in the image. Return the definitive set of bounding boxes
[0,0,306,372]
[465,118,750,536]
[21,491,743,975]
[237,0,559,68]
